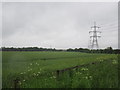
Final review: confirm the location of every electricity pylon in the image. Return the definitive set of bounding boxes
[89,22,101,49]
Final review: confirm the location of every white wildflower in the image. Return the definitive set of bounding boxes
[81,68,88,71]
[89,76,92,79]
[38,72,40,74]
[33,73,36,76]
[23,72,26,74]
[85,76,88,79]
[53,76,56,79]
[20,73,23,75]
[19,81,22,85]
[112,60,117,64]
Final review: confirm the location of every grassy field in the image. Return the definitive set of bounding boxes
[2,51,118,88]
[0,51,2,89]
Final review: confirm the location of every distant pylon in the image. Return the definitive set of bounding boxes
[89,22,101,49]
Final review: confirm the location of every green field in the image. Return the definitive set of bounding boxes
[0,51,2,89]
[2,51,118,88]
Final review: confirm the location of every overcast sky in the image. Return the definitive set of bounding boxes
[2,2,118,49]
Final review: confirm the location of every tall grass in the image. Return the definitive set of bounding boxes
[2,51,118,88]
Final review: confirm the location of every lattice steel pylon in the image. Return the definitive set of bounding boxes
[89,22,101,49]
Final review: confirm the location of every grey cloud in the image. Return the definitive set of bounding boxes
[2,2,118,49]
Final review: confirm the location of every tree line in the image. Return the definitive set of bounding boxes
[1,47,63,51]
[67,47,119,54]
[1,47,120,54]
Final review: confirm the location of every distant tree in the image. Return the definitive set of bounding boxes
[104,47,113,54]
[67,48,74,51]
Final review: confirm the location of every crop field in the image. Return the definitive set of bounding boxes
[2,51,118,88]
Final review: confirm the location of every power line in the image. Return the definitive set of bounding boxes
[100,25,118,30]
[100,22,118,27]
[99,19,118,27]
[97,23,118,31]
[101,27,118,30]
[101,29,118,32]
